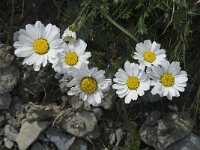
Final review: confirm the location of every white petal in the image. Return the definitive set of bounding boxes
[74,39,87,55]
[124,61,132,76]
[94,92,101,104]
[125,92,132,104]
[144,40,152,50]
[15,47,33,57]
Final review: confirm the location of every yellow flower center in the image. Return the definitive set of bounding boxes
[80,77,97,94]
[160,73,174,87]
[33,38,49,54]
[126,76,140,90]
[65,52,78,66]
[143,51,156,63]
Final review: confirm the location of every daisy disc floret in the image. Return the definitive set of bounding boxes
[14,21,64,71]
[67,64,112,106]
[133,40,166,68]
[112,61,150,104]
[147,61,188,100]
[52,39,91,75]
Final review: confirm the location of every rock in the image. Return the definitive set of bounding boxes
[0,44,14,69]
[66,96,83,109]
[0,67,19,94]
[101,89,115,110]
[17,66,59,102]
[13,31,20,42]
[3,124,18,141]
[110,133,116,145]
[59,108,97,138]
[31,142,45,150]
[141,90,163,103]
[168,105,179,112]
[4,137,14,149]
[0,115,5,127]
[165,133,200,150]
[16,121,49,150]
[109,128,124,146]
[139,112,194,150]
[86,125,101,139]
[10,96,23,117]
[92,108,103,120]
[69,139,88,150]
[115,128,124,146]
[46,128,75,150]
[25,103,60,121]
[0,93,12,110]
[59,78,69,93]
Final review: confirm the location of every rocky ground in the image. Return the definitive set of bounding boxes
[1,0,200,150]
[0,43,200,150]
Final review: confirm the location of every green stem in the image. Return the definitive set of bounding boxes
[121,101,140,150]
[73,0,92,25]
[98,6,138,43]
[6,0,15,45]
[52,0,69,18]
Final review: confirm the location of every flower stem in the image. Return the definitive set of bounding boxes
[121,101,140,150]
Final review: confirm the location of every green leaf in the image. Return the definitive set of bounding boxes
[137,17,147,35]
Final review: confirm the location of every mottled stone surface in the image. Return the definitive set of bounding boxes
[140,111,194,150]
[16,121,49,150]
[59,108,97,138]
[0,93,12,110]
[0,67,19,94]
[46,128,75,150]
[165,133,200,150]
[0,44,14,69]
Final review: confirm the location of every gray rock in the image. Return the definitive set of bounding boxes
[139,112,194,150]
[69,139,87,150]
[86,125,101,139]
[115,128,124,146]
[4,137,14,149]
[59,108,97,138]
[0,115,5,127]
[16,121,49,150]
[165,133,200,150]
[10,96,23,117]
[92,108,103,120]
[0,93,12,110]
[59,78,69,93]
[101,89,115,110]
[0,44,14,69]
[109,128,124,146]
[67,96,83,109]
[141,90,163,103]
[110,133,116,145]
[0,67,19,94]
[31,142,45,150]
[46,128,75,150]
[13,31,20,42]
[26,103,60,121]
[3,124,18,141]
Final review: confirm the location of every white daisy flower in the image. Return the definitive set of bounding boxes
[62,27,76,43]
[112,61,150,104]
[14,21,64,71]
[52,39,91,75]
[133,40,166,69]
[67,64,112,106]
[147,61,188,100]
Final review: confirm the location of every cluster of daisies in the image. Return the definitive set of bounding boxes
[14,21,188,106]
